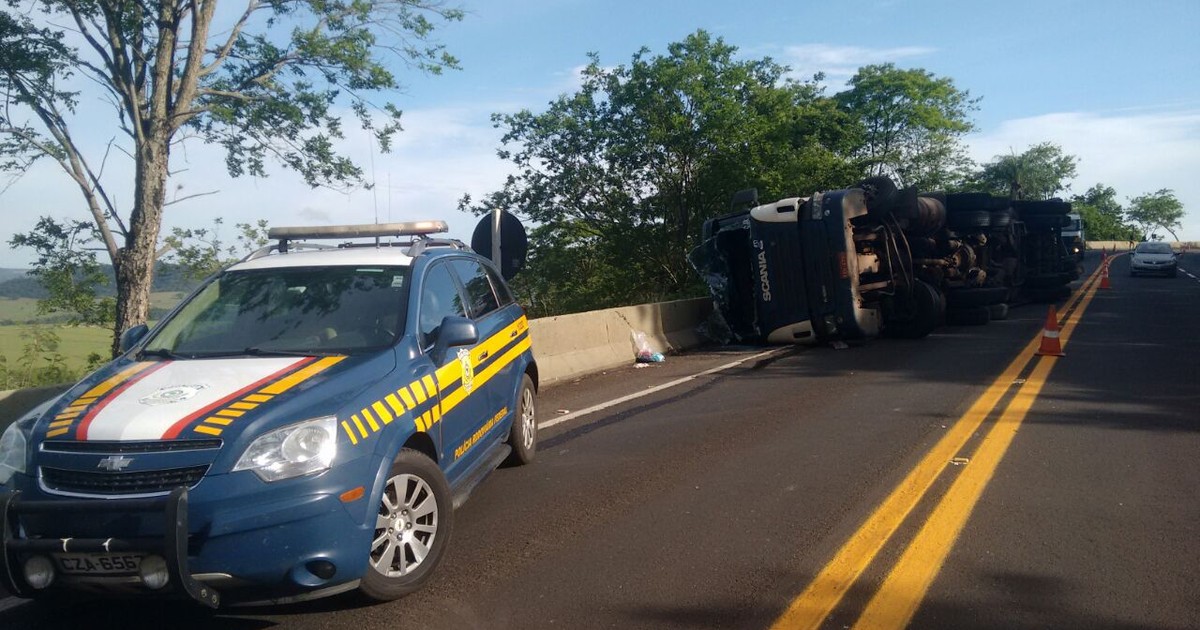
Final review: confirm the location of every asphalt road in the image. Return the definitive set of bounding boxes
[2,251,1197,629]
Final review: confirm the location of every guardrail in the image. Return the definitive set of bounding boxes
[0,298,715,429]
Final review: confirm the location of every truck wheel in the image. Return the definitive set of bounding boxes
[359,448,453,602]
[858,176,898,216]
[945,286,1008,308]
[884,281,941,339]
[990,209,1015,228]
[504,374,538,466]
[987,303,1009,321]
[947,210,991,231]
[945,306,991,326]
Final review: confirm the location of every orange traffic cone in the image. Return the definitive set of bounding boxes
[1099,260,1112,289]
[1036,306,1065,357]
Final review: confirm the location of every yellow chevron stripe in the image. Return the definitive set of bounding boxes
[384,393,406,416]
[214,409,244,418]
[48,419,73,429]
[55,412,81,420]
[352,415,369,439]
[82,362,154,399]
[342,421,359,445]
[371,401,394,426]
[409,381,428,405]
[422,375,437,397]
[259,356,346,395]
[229,402,258,411]
[205,416,234,426]
[194,425,222,436]
[243,394,274,403]
[46,428,69,438]
[360,409,381,432]
[397,387,417,409]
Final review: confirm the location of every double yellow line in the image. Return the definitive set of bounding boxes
[772,266,1105,630]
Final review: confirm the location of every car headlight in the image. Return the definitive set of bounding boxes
[0,423,28,486]
[233,417,338,482]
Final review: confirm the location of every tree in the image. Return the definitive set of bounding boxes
[835,63,979,190]
[462,31,860,311]
[972,142,1078,200]
[1071,184,1137,241]
[8,217,115,326]
[163,218,270,280]
[1126,189,1185,241]
[2,0,462,355]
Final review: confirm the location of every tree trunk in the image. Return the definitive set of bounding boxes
[110,136,170,357]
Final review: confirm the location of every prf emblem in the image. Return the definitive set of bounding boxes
[458,348,474,394]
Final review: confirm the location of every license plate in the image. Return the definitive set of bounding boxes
[55,553,144,575]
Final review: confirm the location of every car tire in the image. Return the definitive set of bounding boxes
[504,374,537,466]
[945,305,991,326]
[987,303,1009,321]
[359,448,454,602]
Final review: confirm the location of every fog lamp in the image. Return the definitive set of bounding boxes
[138,554,170,590]
[23,555,54,590]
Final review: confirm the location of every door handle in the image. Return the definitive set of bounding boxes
[479,350,489,360]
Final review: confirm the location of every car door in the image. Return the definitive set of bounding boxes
[415,260,488,482]
[446,259,516,458]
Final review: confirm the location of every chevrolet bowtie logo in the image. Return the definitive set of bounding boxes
[97,455,133,472]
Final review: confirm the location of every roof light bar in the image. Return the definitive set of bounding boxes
[267,221,449,241]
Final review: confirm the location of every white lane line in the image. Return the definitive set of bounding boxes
[1180,267,1198,282]
[539,348,789,431]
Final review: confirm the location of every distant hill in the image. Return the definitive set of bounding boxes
[0,268,28,284]
[0,262,202,300]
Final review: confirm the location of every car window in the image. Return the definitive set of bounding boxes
[144,266,409,355]
[418,263,467,349]
[485,265,514,306]
[450,259,501,319]
[1135,243,1172,254]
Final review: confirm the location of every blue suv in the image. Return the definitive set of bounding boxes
[0,221,538,606]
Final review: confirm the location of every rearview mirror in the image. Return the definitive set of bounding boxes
[118,323,149,354]
[431,316,478,364]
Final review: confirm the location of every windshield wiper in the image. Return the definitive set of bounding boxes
[241,347,343,357]
[138,347,183,360]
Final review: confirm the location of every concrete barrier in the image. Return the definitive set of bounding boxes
[1088,240,1198,252]
[0,297,716,429]
[0,384,72,433]
[529,297,712,386]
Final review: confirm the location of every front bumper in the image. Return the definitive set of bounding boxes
[1130,261,1176,274]
[0,455,378,606]
[1,488,220,607]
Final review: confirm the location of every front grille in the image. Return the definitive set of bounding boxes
[42,439,222,453]
[41,465,209,496]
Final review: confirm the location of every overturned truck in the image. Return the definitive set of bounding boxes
[690,178,1079,344]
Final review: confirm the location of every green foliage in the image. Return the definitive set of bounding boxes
[835,63,979,189]
[1071,184,1138,241]
[972,142,1078,200]
[163,218,271,280]
[464,30,860,312]
[2,0,463,355]
[8,217,115,326]
[0,326,77,389]
[1126,189,1185,241]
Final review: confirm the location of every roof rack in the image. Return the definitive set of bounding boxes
[406,237,469,257]
[238,221,472,263]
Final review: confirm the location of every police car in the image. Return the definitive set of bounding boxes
[0,221,538,606]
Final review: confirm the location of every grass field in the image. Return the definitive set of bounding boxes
[0,324,112,371]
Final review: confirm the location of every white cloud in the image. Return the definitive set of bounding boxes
[967,108,1200,240]
[780,44,937,88]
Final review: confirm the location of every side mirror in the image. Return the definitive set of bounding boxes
[431,316,477,364]
[118,324,150,354]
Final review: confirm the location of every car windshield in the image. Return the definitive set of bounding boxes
[1135,243,1173,254]
[143,266,410,356]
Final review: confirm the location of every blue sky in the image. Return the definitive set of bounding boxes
[2,0,1198,267]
